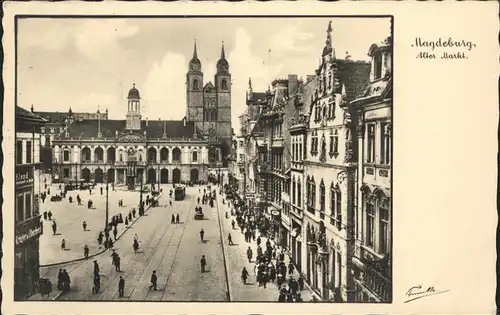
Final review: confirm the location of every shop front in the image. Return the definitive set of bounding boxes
[15,216,42,299]
[290,221,302,271]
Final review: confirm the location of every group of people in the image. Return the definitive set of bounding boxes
[221,185,315,303]
[56,269,71,293]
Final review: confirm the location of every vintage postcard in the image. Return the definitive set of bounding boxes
[2,1,497,315]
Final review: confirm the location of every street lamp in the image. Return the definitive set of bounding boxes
[139,172,144,216]
[105,177,109,241]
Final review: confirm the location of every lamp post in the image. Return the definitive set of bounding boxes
[105,178,109,241]
[139,172,144,216]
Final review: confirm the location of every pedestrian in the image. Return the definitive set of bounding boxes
[93,260,100,277]
[100,186,103,195]
[61,239,66,250]
[149,271,157,291]
[200,255,207,272]
[93,274,100,294]
[295,292,303,302]
[82,221,87,231]
[84,245,89,259]
[199,229,205,242]
[128,211,132,221]
[288,262,295,275]
[228,233,234,245]
[132,208,136,217]
[118,276,125,297]
[113,227,118,240]
[107,239,114,250]
[247,247,253,263]
[48,211,53,220]
[89,188,92,195]
[298,275,304,291]
[125,217,129,225]
[169,200,172,207]
[57,269,64,290]
[171,214,175,224]
[52,221,57,235]
[133,239,139,254]
[43,211,48,220]
[176,213,180,224]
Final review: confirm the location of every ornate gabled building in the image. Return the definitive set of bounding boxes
[350,36,392,303]
[50,41,232,186]
[303,21,371,302]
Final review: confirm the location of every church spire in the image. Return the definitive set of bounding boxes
[216,41,229,74]
[193,39,198,59]
[220,41,226,60]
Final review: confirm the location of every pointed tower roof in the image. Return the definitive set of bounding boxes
[189,39,202,72]
[216,41,229,73]
[322,21,334,57]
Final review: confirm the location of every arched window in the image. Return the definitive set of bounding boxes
[221,78,228,90]
[193,79,199,90]
[172,147,182,162]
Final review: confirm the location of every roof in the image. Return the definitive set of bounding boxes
[249,92,268,105]
[16,106,47,123]
[351,76,392,106]
[128,84,140,99]
[335,59,372,102]
[34,111,68,124]
[63,119,202,140]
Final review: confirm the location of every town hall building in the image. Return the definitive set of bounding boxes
[46,41,232,186]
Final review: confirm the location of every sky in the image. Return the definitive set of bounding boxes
[17,17,391,131]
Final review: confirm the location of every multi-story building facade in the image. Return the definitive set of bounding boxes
[288,75,317,272]
[49,42,232,186]
[350,36,393,303]
[303,21,371,302]
[30,106,108,172]
[15,106,46,299]
[228,134,245,192]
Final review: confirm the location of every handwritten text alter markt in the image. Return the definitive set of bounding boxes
[412,37,477,60]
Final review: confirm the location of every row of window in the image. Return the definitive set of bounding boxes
[16,191,33,223]
[313,98,336,123]
[191,78,229,91]
[366,122,391,165]
[364,199,390,254]
[204,109,218,122]
[272,122,283,138]
[291,136,304,162]
[270,153,283,172]
[16,140,33,165]
[72,148,198,163]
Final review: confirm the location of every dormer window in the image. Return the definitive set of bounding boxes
[374,52,383,80]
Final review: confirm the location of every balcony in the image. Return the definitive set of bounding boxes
[271,137,284,148]
[360,258,392,302]
[306,229,328,254]
[115,161,127,166]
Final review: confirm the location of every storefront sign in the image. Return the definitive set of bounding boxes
[16,218,42,245]
[16,168,33,186]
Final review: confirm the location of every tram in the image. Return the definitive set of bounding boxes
[174,185,186,201]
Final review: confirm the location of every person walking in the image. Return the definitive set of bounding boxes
[118,276,125,297]
[149,271,157,291]
[171,214,175,224]
[82,221,87,231]
[52,221,57,235]
[113,227,118,240]
[200,255,207,272]
[48,211,53,221]
[61,239,66,250]
[176,213,180,224]
[228,233,234,245]
[199,229,205,242]
[247,247,253,263]
[84,245,90,259]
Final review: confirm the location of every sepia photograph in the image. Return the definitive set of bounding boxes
[14,15,393,303]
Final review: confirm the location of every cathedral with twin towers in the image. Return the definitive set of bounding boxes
[38,41,232,186]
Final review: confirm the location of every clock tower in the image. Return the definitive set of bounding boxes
[186,40,204,123]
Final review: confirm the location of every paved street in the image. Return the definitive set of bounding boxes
[36,186,228,301]
[217,191,317,302]
[39,182,165,265]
